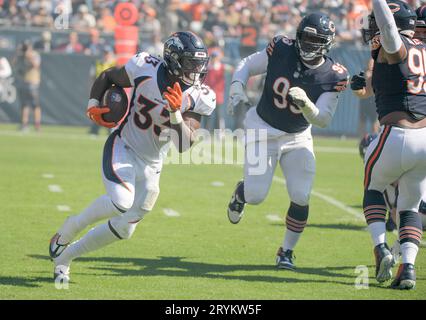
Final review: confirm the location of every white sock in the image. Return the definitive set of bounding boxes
[55,223,120,266]
[282,230,302,251]
[401,242,419,265]
[58,195,121,244]
[368,222,386,247]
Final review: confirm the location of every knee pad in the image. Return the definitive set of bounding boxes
[244,185,268,205]
[288,190,310,207]
[363,189,387,225]
[108,209,148,240]
[109,188,135,213]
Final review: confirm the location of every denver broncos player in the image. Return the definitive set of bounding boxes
[227,13,349,270]
[49,31,215,282]
[361,0,426,290]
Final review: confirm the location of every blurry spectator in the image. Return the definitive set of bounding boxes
[141,33,163,57]
[72,4,96,31]
[12,41,42,132]
[238,9,259,59]
[97,7,117,33]
[55,31,83,54]
[34,31,52,53]
[84,28,105,56]
[88,46,116,136]
[204,48,227,132]
[32,4,54,27]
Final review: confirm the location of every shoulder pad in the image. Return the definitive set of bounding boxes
[186,85,216,116]
[266,35,294,57]
[329,61,349,92]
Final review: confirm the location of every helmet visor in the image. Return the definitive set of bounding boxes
[180,56,209,85]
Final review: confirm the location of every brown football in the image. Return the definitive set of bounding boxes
[101,86,129,123]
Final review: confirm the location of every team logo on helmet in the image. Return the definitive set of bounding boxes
[329,21,336,33]
[388,3,401,13]
[167,37,184,51]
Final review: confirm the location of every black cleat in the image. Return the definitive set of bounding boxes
[374,243,394,283]
[276,247,296,270]
[391,263,416,290]
[227,181,245,224]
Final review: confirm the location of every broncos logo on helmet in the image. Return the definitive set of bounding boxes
[163,31,209,86]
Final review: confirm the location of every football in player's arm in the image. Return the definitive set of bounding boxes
[87,62,202,153]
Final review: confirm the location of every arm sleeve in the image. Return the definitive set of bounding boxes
[301,92,340,128]
[373,0,403,54]
[232,49,268,86]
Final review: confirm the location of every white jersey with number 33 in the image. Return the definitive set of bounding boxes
[121,52,216,165]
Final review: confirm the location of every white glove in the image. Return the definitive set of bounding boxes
[227,81,249,115]
[288,87,311,109]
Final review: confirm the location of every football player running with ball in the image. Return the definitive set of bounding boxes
[361,0,426,290]
[227,13,349,270]
[49,31,216,282]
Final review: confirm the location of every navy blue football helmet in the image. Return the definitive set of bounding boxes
[362,0,417,44]
[359,133,378,160]
[163,31,209,86]
[295,12,336,62]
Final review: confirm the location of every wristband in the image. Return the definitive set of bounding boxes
[170,110,183,125]
[87,98,100,109]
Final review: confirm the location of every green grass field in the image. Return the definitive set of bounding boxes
[0,124,425,300]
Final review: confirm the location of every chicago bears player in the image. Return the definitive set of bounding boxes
[227,13,349,270]
[361,0,426,289]
[49,31,215,282]
[415,5,426,41]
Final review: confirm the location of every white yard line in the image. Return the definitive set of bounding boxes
[163,208,180,217]
[266,214,282,222]
[211,181,225,187]
[57,205,71,212]
[48,185,63,193]
[42,173,55,179]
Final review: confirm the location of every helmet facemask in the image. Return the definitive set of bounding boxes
[180,54,209,86]
[415,21,426,41]
[296,29,335,62]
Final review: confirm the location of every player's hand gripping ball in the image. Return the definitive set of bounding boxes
[164,82,183,112]
[87,86,129,128]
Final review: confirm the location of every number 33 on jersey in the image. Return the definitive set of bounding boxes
[120,52,216,164]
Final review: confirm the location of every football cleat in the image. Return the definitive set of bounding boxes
[227,181,245,224]
[391,263,416,290]
[53,263,70,283]
[49,233,69,259]
[276,247,296,270]
[374,243,395,283]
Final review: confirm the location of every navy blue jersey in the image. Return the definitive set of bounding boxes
[256,36,349,133]
[372,35,426,120]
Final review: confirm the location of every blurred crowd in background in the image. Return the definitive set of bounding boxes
[0,0,425,134]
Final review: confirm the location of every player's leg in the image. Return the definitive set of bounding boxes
[276,142,315,270]
[363,126,404,282]
[391,128,426,289]
[227,137,278,224]
[53,155,160,281]
[50,132,136,258]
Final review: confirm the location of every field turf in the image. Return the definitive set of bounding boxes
[0,124,424,299]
